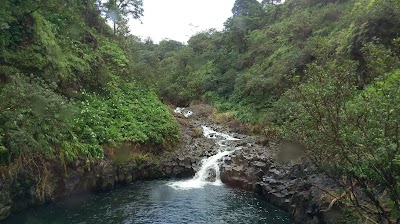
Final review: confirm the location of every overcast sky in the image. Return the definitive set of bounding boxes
[129,0,236,43]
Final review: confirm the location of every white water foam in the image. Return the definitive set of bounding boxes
[174,107,193,118]
[168,126,240,190]
[202,126,239,141]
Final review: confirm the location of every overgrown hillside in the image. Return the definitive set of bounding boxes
[131,0,399,123]
[124,0,400,222]
[0,0,179,166]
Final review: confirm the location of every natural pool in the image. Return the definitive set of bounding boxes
[4,180,294,224]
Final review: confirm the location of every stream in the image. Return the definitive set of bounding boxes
[4,124,294,224]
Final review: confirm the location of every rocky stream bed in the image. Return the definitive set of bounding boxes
[0,104,343,223]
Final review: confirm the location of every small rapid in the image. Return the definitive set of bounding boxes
[168,126,240,190]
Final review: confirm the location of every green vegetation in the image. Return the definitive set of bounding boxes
[121,0,399,222]
[0,0,179,167]
[1,0,400,222]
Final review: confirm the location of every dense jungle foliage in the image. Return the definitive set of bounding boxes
[0,0,179,166]
[123,0,400,222]
[1,0,400,222]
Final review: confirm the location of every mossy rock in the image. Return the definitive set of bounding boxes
[192,128,203,138]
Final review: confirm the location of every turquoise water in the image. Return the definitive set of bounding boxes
[4,180,294,224]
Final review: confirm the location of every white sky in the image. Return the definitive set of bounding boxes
[129,0,236,43]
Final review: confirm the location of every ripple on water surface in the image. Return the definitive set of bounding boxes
[5,180,294,224]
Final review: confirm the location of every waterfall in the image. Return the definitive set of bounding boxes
[168,126,240,190]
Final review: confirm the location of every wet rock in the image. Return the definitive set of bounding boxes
[252,161,267,168]
[64,170,82,194]
[164,166,172,175]
[205,169,216,182]
[269,168,281,176]
[0,205,10,220]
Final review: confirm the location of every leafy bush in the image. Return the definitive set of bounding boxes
[74,83,179,147]
[0,75,102,162]
[0,76,179,164]
[280,62,400,222]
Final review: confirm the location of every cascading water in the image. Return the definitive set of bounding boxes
[174,107,193,118]
[168,126,240,190]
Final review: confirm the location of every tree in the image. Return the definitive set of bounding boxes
[262,0,282,5]
[232,0,264,17]
[225,0,266,53]
[280,60,400,223]
[102,0,144,34]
